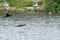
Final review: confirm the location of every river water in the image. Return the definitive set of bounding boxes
[0,13,60,40]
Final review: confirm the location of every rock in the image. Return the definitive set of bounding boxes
[17,24,26,27]
[48,11,53,15]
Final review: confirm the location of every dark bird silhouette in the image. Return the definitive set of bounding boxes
[5,13,12,17]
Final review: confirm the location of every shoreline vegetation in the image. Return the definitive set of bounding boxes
[0,0,60,15]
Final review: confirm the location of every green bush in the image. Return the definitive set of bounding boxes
[8,0,35,7]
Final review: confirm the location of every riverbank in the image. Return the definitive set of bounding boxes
[0,12,60,16]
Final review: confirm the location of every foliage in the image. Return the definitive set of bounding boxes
[7,0,35,7]
[0,0,60,12]
[44,0,60,12]
[0,0,35,7]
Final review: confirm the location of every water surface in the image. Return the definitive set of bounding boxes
[0,14,60,40]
